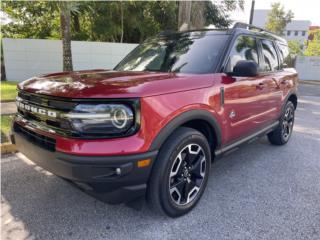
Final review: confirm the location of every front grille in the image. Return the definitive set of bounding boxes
[14,123,56,151]
[17,91,74,133]
[18,91,76,110]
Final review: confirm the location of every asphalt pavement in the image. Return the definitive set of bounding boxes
[1,83,320,240]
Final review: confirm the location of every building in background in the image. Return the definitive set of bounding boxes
[285,20,311,44]
[252,9,311,45]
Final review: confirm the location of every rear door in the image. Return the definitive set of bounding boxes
[275,42,298,109]
[222,35,272,143]
[257,39,286,122]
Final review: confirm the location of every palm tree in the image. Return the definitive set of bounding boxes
[178,1,245,31]
[178,1,192,31]
[60,2,73,71]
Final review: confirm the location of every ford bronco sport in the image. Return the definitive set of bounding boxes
[12,23,298,217]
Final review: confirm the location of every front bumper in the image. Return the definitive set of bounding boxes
[12,124,158,204]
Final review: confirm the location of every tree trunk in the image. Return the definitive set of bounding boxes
[72,12,81,33]
[1,40,6,81]
[120,1,124,43]
[178,1,192,31]
[191,1,206,29]
[60,2,73,71]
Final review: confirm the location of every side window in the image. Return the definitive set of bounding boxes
[226,35,259,72]
[277,43,290,68]
[260,39,279,72]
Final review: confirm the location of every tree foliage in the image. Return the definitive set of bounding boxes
[287,40,303,66]
[304,29,320,56]
[2,1,241,43]
[265,2,294,35]
[201,0,244,28]
[1,1,60,39]
[288,40,303,56]
[1,1,178,43]
[179,0,244,30]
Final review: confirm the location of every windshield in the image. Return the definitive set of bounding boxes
[114,31,227,74]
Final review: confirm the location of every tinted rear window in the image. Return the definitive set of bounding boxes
[114,32,228,74]
[277,43,290,68]
[261,39,279,71]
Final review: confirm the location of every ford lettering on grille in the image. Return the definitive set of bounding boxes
[16,101,58,118]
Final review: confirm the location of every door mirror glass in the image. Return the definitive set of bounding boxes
[229,60,259,77]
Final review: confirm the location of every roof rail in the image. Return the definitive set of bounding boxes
[157,30,177,36]
[232,22,275,35]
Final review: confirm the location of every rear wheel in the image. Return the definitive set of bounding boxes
[147,127,211,217]
[268,101,295,145]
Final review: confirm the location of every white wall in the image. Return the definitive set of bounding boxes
[252,9,269,28]
[2,38,138,81]
[295,56,320,81]
[4,38,319,82]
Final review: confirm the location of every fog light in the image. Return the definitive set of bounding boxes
[115,168,121,175]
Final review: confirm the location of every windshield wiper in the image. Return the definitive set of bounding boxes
[171,62,188,73]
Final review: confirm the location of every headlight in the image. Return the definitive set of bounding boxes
[63,103,135,136]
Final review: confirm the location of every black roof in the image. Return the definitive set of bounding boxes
[229,22,287,44]
[158,22,287,45]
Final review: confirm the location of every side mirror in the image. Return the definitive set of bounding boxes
[229,60,259,77]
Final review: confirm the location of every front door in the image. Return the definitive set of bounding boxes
[222,35,274,143]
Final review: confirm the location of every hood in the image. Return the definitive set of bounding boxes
[18,69,214,98]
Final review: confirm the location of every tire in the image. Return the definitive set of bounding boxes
[268,101,295,145]
[147,127,211,217]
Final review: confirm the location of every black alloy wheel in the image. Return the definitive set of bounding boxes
[281,106,294,141]
[268,101,295,145]
[147,127,211,217]
[169,144,206,206]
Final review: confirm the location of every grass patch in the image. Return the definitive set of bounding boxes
[1,81,18,101]
[1,115,14,143]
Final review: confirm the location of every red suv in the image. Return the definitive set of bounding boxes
[12,23,298,217]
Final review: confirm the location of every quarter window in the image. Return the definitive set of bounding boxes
[260,39,279,72]
[277,43,290,68]
[226,35,259,72]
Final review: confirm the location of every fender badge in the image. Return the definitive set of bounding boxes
[229,110,236,119]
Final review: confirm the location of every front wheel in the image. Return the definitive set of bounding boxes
[147,127,211,217]
[268,101,295,145]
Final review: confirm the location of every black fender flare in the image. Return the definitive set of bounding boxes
[283,91,298,112]
[149,110,222,151]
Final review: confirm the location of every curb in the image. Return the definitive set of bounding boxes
[299,80,320,85]
[0,100,15,103]
[1,142,17,155]
[1,112,17,116]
